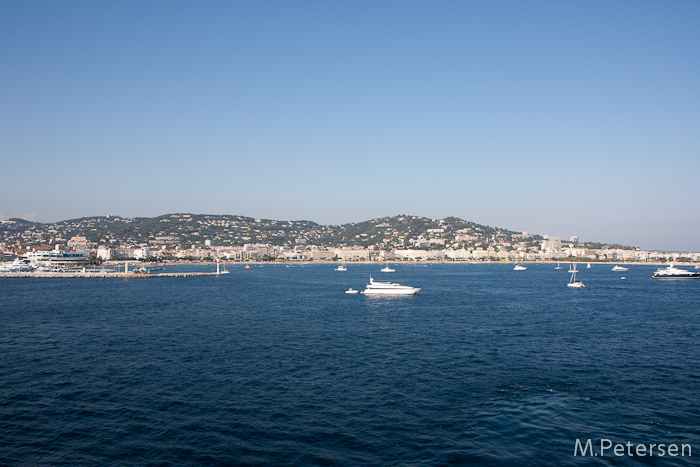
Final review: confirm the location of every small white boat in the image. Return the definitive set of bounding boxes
[513,264,527,271]
[611,265,628,272]
[335,264,347,271]
[361,276,420,295]
[214,259,230,275]
[345,288,359,294]
[555,262,562,270]
[652,263,700,279]
[567,263,585,288]
[586,263,591,268]
[380,263,395,272]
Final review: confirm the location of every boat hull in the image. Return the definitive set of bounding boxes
[652,274,699,279]
[362,288,420,295]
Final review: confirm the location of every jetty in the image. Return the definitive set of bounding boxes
[0,271,220,279]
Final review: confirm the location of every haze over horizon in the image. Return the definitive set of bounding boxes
[2,1,699,252]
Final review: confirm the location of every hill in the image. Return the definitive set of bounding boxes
[0,213,633,251]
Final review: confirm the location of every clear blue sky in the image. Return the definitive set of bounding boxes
[2,1,699,251]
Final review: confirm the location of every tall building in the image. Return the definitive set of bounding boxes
[542,236,562,251]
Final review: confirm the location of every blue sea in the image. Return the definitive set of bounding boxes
[1,263,699,466]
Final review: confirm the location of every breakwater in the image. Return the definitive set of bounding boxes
[0,271,219,279]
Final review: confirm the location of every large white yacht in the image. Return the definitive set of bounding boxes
[611,265,628,272]
[361,276,420,295]
[652,263,700,279]
[0,258,35,272]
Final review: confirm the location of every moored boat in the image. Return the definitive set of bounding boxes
[652,263,700,279]
[361,276,420,295]
[214,259,230,275]
[567,263,585,288]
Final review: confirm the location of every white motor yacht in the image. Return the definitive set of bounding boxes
[0,258,35,272]
[380,263,395,272]
[335,264,347,271]
[513,264,527,271]
[361,276,420,295]
[652,263,700,279]
[611,265,628,271]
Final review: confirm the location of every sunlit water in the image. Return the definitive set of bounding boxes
[1,263,698,466]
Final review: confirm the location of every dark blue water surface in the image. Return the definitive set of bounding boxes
[1,263,699,466]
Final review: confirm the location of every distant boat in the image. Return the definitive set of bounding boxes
[611,265,628,272]
[0,258,35,272]
[335,264,347,271]
[652,263,700,279]
[513,263,527,271]
[215,259,230,275]
[567,263,585,288]
[381,263,395,272]
[586,263,591,269]
[345,288,359,294]
[555,262,562,270]
[244,264,253,269]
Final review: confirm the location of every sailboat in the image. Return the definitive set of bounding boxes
[215,259,230,275]
[586,263,591,268]
[381,262,395,272]
[555,262,562,270]
[567,263,585,288]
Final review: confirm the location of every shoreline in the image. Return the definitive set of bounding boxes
[2,260,697,279]
[138,260,696,267]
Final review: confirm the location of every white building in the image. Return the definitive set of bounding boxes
[541,236,562,252]
[334,248,370,261]
[96,247,113,261]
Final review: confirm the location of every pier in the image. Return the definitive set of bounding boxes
[0,271,220,279]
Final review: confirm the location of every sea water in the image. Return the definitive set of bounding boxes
[1,263,698,466]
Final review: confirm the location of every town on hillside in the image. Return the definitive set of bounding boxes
[1,214,698,264]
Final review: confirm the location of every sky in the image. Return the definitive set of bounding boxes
[1,1,699,251]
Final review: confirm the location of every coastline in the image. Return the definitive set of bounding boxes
[2,260,696,279]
